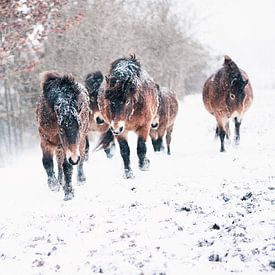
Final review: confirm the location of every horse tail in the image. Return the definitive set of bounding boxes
[93,128,114,152]
[85,71,103,95]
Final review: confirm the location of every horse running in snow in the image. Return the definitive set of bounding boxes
[150,85,178,155]
[85,71,115,158]
[97,54,159,178]
[36,71,90,200]
[202,55,253,152]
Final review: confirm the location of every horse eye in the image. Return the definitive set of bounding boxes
[126,99,130,105]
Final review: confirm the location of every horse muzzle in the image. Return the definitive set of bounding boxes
[110,121,125,135]
[68,155,80,165]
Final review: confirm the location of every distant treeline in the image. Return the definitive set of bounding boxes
[0,0,215,161]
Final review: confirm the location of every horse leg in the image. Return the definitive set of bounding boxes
[41,144,60,192]
[84,135,89,161]
[62,159,74,200]
[225,121,230,139]
[216,117,228,152]
[137,128,150,171]
[117,136,134,179]
[77,158,86,185]
[104,141,115,159]
[150,129,158,152]
[155,127,165,152]
[234,117,241,145]
[103,132,115,159]
[166,124,174,155]
[56,146,65,186]
[77,134,87,185]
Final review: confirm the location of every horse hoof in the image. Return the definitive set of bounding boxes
[48,177,60,192]
[84,153,89,162]
[139,158,150,171]
[123,169,135,179]
[64,191,74,201]
[77,176,86,186]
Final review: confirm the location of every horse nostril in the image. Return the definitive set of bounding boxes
[68,156,80,165]
[96,116,104,125]
[119,126,124,133]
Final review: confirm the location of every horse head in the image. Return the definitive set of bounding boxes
[224,55,249,104]
[42,72,83,165]
[103,56,141,135]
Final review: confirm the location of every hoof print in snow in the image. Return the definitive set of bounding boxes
[211,223,220,230]
[208,253,221,262]
[222,194,230,202]
[241,192,253,201]
[120,232,130,239]
[198,239,214,247]
[269,261,275,269]
[91,265,103,273]
[64,191,74,201]
[177,206,191,212]
[32,258,45,267]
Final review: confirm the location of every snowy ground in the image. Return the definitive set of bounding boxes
[0,89,274,275]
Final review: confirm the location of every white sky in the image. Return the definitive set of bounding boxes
[177,0,275,88]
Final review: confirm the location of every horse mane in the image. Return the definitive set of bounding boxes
[85,71,103,95]
[40,71,80,109]
[105,54,141,101]
[109,54,141,80]
[223,55,245,85]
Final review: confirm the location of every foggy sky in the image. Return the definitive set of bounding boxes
[178,0,275,89]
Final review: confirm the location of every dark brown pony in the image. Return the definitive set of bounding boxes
[202,55,253,152]
[36,71,89,200]
[150,85,178,155]
[98,55,159,178]
[85,71,115,158]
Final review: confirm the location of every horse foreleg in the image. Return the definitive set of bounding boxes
[103,132,115,159]
[84,135,89,161]
[137,136,150,171]
[117,137,134,179]
[234,117,241,145]
[216,117,228,152]
[63,159,74,200]
[77,159,86,185]
[77,135,87,185]
[166,124,174,155]
[56,146,65,187]
[41,145,60,192]
[104,140,115,159]
[150,129,158,152]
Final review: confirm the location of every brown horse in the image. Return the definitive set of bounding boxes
[150,85,178,155]
[36,71,90,200]
[202,55,253,152]
[85,71,115,158]
[97,54,159,178]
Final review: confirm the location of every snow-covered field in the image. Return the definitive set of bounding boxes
[0,90,274,275]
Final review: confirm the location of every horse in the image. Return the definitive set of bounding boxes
[85,71,115,158]
[36,71,90,200]
[202,55,253,152]
[150,85,179,155]
[97,54,159,178]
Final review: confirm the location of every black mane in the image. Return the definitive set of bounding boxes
[223,56,245,87]
[41,72,80,109]
[85,71,103,95]
[109,54,141,83]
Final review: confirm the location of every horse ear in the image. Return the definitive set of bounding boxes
[224,55,233,66]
